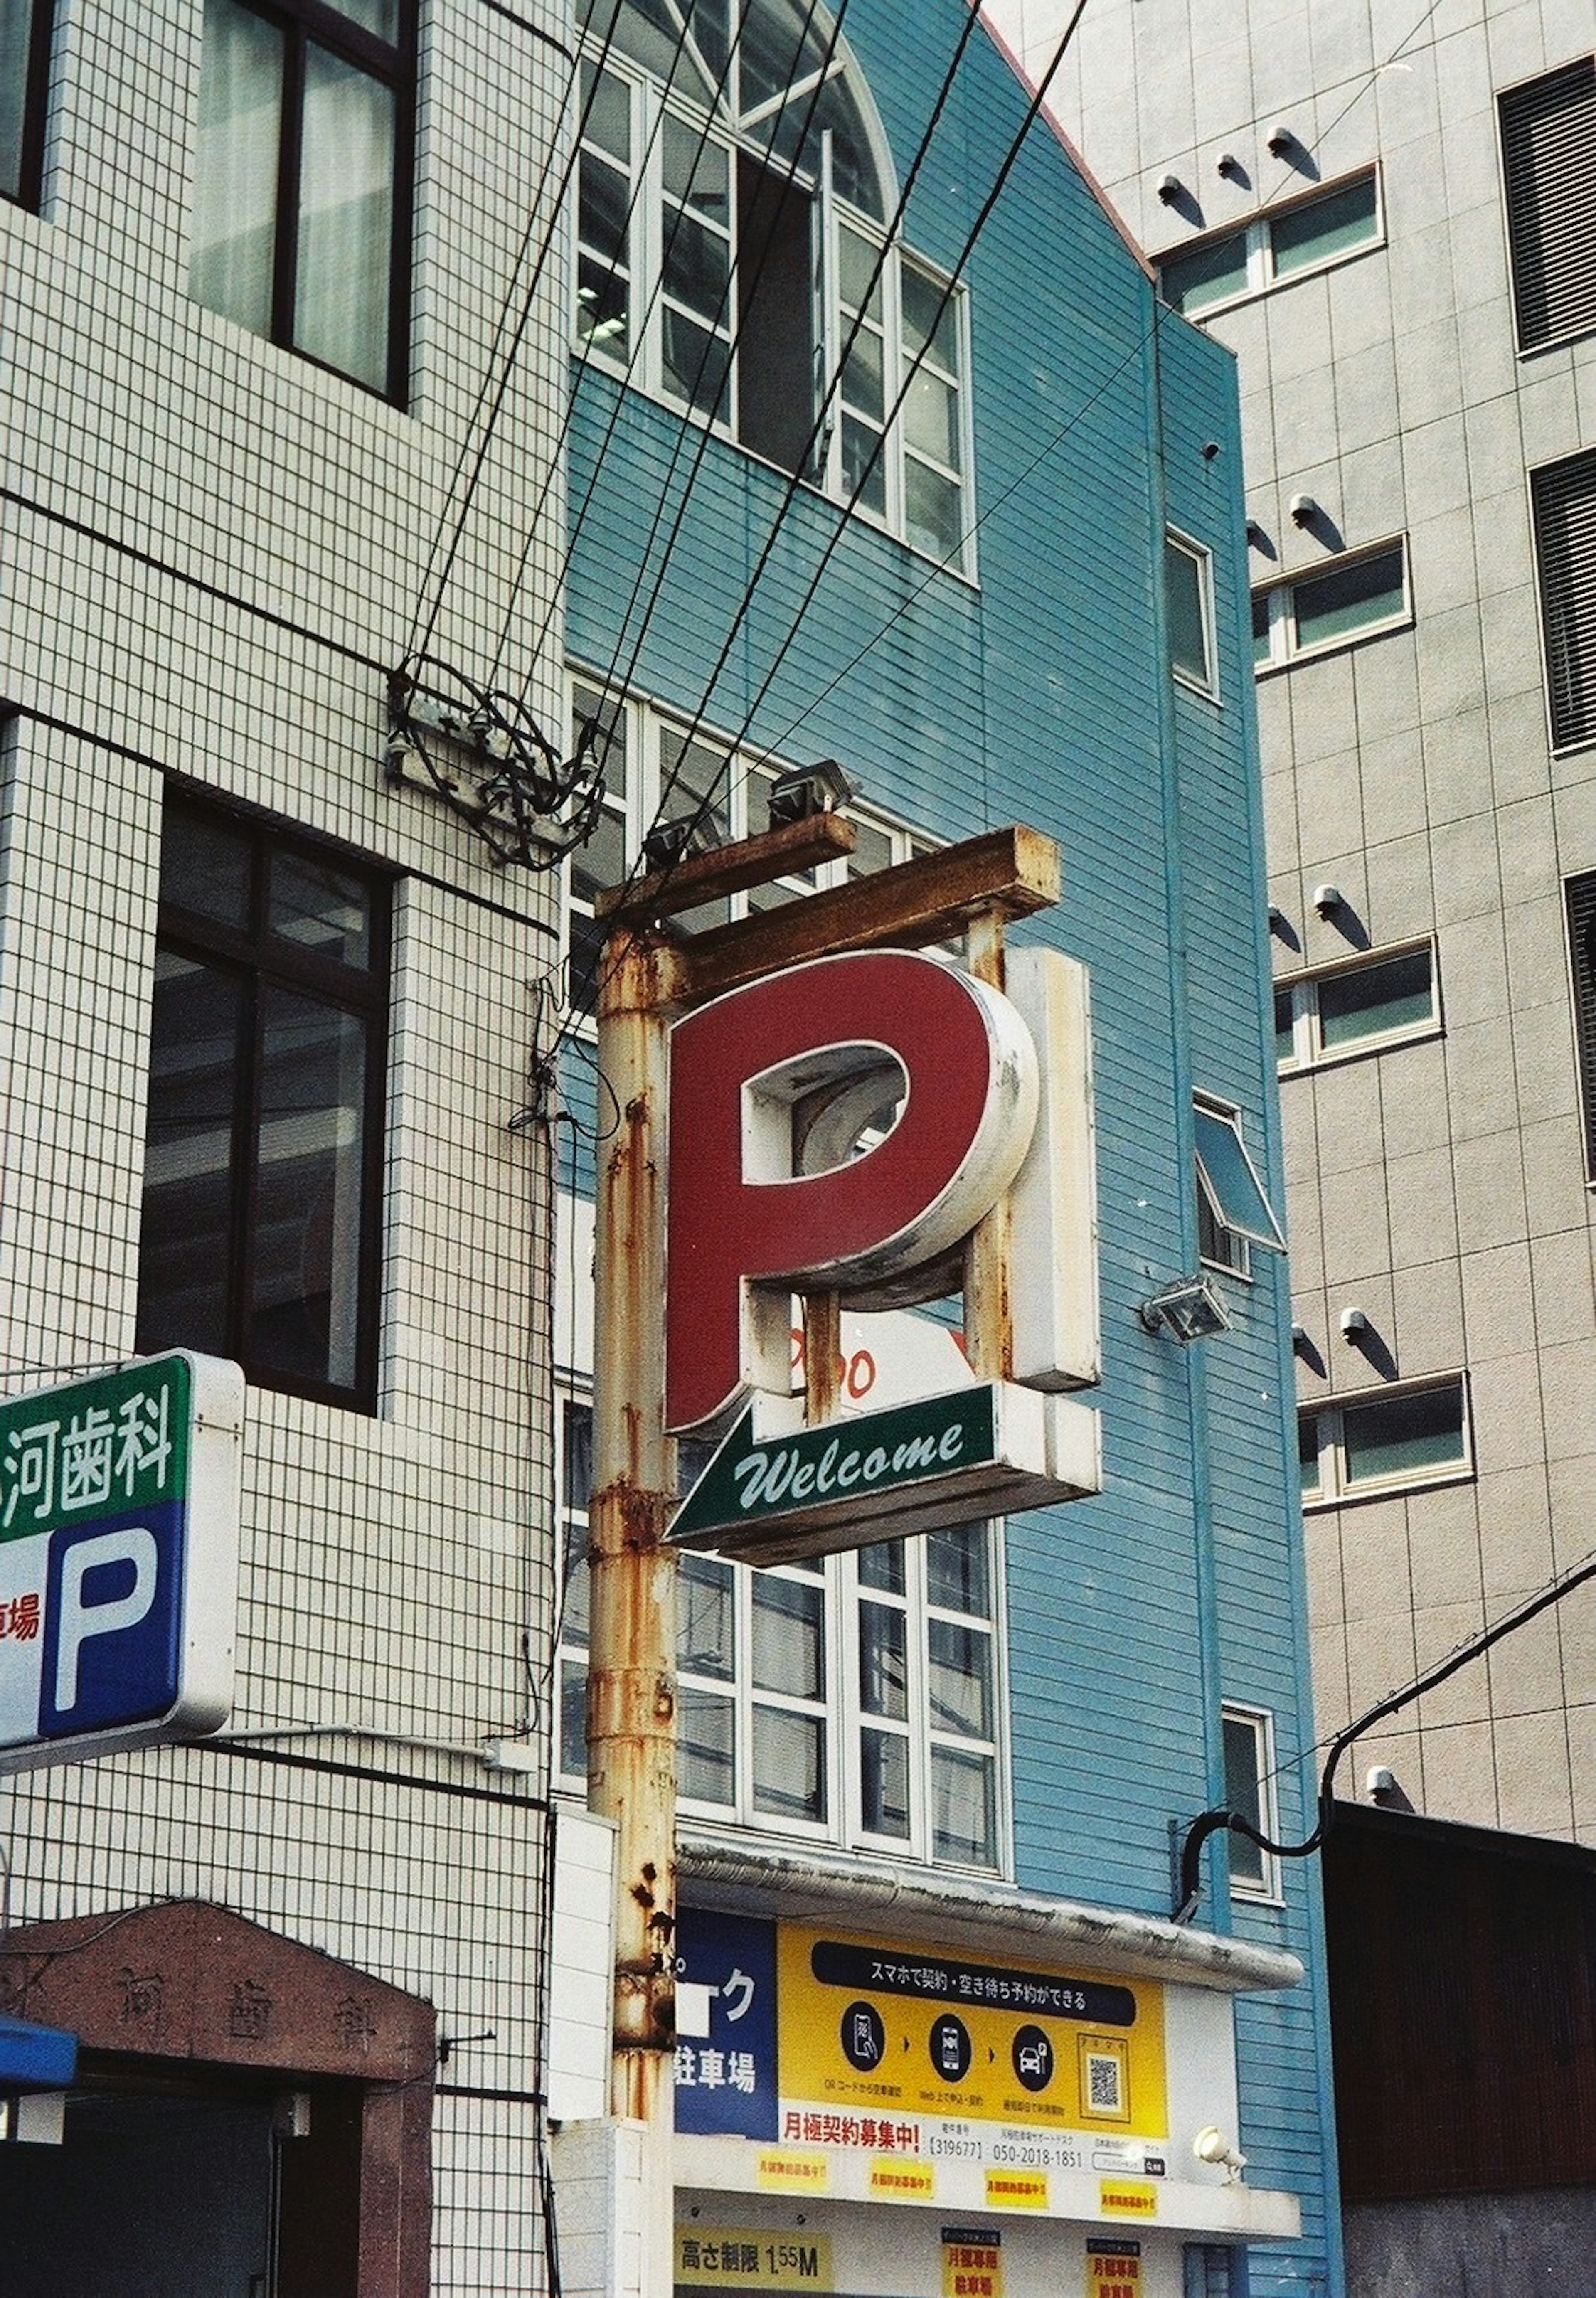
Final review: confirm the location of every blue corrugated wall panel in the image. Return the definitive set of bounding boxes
[564,6,1340,2289]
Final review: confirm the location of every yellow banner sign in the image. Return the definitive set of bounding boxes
[778,1926,1167,2139]
[985,2170,1049,2210]
[944,2233,1004,2298]
[756,2150,830,2193]
[1099,2181,1158,2220]
[870,2159,936,2201]
[676,2232,834,2290]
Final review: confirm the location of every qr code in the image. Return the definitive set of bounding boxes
[1086,2053,1123,2113]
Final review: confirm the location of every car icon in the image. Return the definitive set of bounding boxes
[1017,2042,1048,2078]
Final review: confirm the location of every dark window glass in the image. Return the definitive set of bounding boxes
[1499,59,1596,352]
[137,794,389,1409]
[681,1685,736,1804]
[926,1523,988,1617]
[932,1745,994,1864]
[1,0,52,207]
[1159,229,1249,315]
[860,1727,910,1837]
[1298,1414,1321,1498]
[1342,1384,1466,1488]
[857,1537,906,1595]
[1274,986,1297,1065]
[1165,537,1213,690]
[1222,1714,1267,1888]
[190,0,412,399]
[1292,547,1407,651]
[1317,947,1434,1047]
[1268,173,1379,277]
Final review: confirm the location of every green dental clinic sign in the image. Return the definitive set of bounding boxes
[669,1382,1101,1565]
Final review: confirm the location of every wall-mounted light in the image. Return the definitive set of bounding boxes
[643,813,719,872]
[1312,883,1342,917]
[768,759,856,828]
[1156,172,1184,204]
[1339,1307,1369,1342]
[1289,493,1318,527]
[1266,123,1295,155]
[1194,2126,1248,2183]
[1139,1278,1231,1343]
[1216,151,1242,178]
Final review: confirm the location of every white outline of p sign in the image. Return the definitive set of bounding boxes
[54,1527,158,1713]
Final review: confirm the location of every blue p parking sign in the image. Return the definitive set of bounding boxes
[0,1353,242,1771]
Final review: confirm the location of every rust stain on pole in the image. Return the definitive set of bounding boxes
[588,927,687,2157]
[803,1291,842,1424]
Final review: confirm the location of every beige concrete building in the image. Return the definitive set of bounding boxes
[989,0,1596,1841]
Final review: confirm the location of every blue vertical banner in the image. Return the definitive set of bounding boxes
[674,1909,779,2140]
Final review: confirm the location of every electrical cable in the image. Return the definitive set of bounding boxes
[533,0,864,731]
[404,0,649,675]
[540,0,1050,1051]
[579,0,985,794]
[486,0,759,688]
[1172,1543,1596,1923]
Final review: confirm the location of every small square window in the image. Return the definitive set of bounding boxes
[1268,172,1380,278]
[1193,1100,1285,1252]
[1159,229,1250,316]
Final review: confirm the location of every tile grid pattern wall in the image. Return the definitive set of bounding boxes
[1011,0,1596,1844]
[1,0,576,2283]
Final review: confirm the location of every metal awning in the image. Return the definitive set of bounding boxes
[0,2014,77,2091]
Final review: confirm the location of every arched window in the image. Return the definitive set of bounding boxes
[575,0,970,569]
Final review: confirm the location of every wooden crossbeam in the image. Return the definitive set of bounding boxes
[595,811,857,924]
[675,825,1061,1002]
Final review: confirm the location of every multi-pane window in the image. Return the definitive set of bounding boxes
[1253,542,1409,669]
[564,676,936,1015]
[1159,170,1382,319]
[1498,57,1595,354]
[1275,943,1438,1071]
[557,1400,1004,1867]
[1,0,52,207]
[190,0,413,399]
[1298,1379,1470,1505]
[1531,449,1596,751]
[574,0,972,569]
[137,792,390,1409]
[1220,1705,1280,1901]
[1165,531,1217,697]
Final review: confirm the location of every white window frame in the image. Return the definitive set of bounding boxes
[563,672,940,1028]
[1298,1374,1473,1508]
[554,1387,1011,1874]
[1192,1091,1285,1271]
[1166,528,1219,702]
[1253,538,1411,672]
[1275,938,1441,1074]
[574,42,975,574]
[1157,165,1384,322]
[1220,1704,1282,1904]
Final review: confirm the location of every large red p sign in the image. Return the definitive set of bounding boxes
[666,952,1039,1431]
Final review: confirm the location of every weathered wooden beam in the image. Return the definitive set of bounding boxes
[677,825,1061,1002]
[595,811,857,923]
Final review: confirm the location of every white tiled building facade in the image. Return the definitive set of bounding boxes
[2,0,576,2283]
[991,0,1596,1840]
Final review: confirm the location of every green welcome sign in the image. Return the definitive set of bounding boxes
[669,1382,1101,1565]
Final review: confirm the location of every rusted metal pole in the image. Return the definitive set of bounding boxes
[964,906,1013,1383]
[588,925,687,2291]
[802,1290,842,1424]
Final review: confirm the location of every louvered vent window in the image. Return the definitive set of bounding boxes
[1565,873,1596,1179]
[1499,57,1596,351]
[1532,450,1596,751]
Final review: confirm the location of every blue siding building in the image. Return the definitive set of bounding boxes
[552,3,1342,2292]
